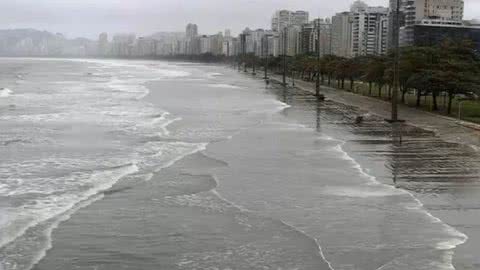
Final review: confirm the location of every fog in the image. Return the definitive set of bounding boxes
[1,0,478,39]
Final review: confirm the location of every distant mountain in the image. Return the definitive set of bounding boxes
[0,29,95,57]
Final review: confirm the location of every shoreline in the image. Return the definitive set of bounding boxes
[15,60,479,270]
[257,71,480,150]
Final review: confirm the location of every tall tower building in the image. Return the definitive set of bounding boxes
[185,23,199,55]
[186,23,198,39]
[331,12,353,58]
[351,5,389,56]
[98,32,109,56]
[271,10,309,32]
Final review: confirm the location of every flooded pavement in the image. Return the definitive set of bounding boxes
[267,81,480,270]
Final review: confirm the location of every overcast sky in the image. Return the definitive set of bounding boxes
[2,0,479,39]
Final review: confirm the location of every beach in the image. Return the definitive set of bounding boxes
[0,58,479,270]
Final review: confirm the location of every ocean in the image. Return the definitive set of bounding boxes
[0,58,478,270]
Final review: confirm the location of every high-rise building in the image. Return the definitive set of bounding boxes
[300,23,315,54]
[292,11,310,26]
[209,32,224,55]
[98,32,109,56]
[271,10,309,32]
[279,25,301,56]
[112,34,136,56]
[313,18,333,57]
[186,23,198,39]
[331,12,353,57]
[199,35,210,54]
[134,37,156,56]
[186,23,199,54]
[351,5,389,56]
[395,0,465,46]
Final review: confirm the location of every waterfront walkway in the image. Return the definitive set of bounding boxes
[265,73,480,149]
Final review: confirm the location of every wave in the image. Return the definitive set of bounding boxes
[206,72,223,78]
[207,175,335,269]
[0,88,12,97]
[330,139,468,269]
[207,83,242,89]
[0,163,139,270]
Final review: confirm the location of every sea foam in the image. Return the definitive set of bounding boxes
[329,139,468,268]
[0,88,12,97]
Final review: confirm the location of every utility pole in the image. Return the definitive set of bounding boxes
[252,41,256,75]
[264,36,269,79]
[316,18,324,100]
[241,34,248,73]
[282,27,287,86]
[389,0,401,122]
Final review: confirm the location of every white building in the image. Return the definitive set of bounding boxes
[279,25,301,56]
[312,18,332,57]
[351,3,389,56]
[199,35,210,54]
[98,33,109,56]
[271,10,309,32]
[112,34,136,57]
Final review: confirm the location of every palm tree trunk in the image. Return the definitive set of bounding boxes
[378,85,382,98]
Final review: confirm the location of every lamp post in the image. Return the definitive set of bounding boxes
[282,27,287,86]
[252,41,256,76]
[316,18,325,100]
[263,34,271,80]
[388,0,402,122]
[292,68,295,87]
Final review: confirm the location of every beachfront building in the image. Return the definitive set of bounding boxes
[111,34,136,57]
[209,33,224,55]
[299,18,332,56]
[278,25,302,56]
[261,32,280,57]
[97,33,109,56]
[395,0,465,46]
[412,22,480,50]
[185,23,199,54]
[271,10,309,32]
[331,12,353,58]
[350,3,389,56]
[133,37,156,56]
[313,18,333,57]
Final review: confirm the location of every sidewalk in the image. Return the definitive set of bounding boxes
[267,73,480,149]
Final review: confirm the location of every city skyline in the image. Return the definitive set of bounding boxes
[1,0,479,39]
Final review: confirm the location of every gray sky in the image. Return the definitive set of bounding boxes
[1,0,479,39]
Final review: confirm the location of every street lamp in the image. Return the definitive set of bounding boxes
[263,34,272,80]
[316,18,325,100]
[282,27,287,86]
[388,0,402,123]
